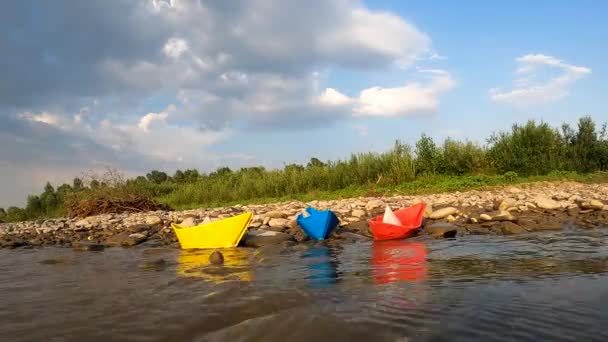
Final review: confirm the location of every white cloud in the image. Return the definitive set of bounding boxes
[18,112,60,126]
[163,37,189,59]
[490,54,591,106]
[318,88,355,107]
[138,106,174,132]
[317,69,455,117]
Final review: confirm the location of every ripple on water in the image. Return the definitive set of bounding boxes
[1,230,608,341]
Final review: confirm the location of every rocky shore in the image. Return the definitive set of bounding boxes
[1,181,607,250]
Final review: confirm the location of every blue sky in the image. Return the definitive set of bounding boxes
[0,0,606,207]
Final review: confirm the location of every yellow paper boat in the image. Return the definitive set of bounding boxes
[177,248,253,283]
[171,212,253,249]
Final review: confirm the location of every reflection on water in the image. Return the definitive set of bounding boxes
[2,231,608,341]
[302,246,339,288]
[177,248,255,283]
[371,240,427,284]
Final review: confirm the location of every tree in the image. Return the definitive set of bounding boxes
[173,170,185,183]
[573,116,599,172]
[307,157,326,169]
[0,208,6,221]
[72,177,84,191]
[6,207,27,222]
[40,182,58,214]
[26,195,42,217]
[210,167,232,178]
[183,169,200,182]
[146,170,168,184]
[415,134,441,175]
[284,163,304,173]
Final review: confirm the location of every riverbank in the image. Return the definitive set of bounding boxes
[1,181,607,249]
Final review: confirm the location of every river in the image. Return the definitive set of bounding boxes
[2,229,608,341]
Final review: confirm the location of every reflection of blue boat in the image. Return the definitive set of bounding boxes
[303,246,338,288]
[296,207,339,240]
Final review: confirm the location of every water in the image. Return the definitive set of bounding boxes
[2,230,608,341]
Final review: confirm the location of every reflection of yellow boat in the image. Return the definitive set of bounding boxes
[177,248,253,283]
[171,212,253,249]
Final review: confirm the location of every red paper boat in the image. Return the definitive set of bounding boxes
[368,203,426,241]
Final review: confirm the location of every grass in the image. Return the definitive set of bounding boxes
[158,171,608,210]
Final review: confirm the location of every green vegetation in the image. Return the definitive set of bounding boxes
[2,116,608,222]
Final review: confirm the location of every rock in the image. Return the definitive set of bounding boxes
[429,207,458,220]
[525,202,537,209]
[604,205,608,211]
[244,229,293,247]
[507,187,522,194]
[497,222,525,235]
[425,223,458,238]
[517,194,527,201]
[338,232,371,242]
[72,241,105,252]
[492,212,517,222]
[128,224,153,233]
[209,251,224,265]
[180,217,197,228]
[351,209,366,218]
[467,217,478,224]
[498,198,517,211]
[75,219,90,227]
[263,217,271,225]
[123,233,148,247]
[446,215,456,223]
[248,221,262,228]
[268,218,289,228]
[580,200,604,211]
[265,210,287,219]
[366,199,385,211]
[535,196,561,210]
[343,221,371,237]
[479,213,492,221]
[145,215,162,226]
[424,204,433,218]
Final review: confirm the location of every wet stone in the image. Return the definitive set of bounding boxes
[72,241,105,252]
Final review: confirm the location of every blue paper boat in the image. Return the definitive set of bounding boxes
[296,207,339,240]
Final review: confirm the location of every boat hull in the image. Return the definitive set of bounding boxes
[171,212,253,249]
[368,203,426,241]
[296,207,339,240]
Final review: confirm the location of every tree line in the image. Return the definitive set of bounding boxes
[1,116,607,222]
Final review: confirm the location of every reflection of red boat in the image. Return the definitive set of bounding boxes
[368,203,426,241]
[371,240,427,284]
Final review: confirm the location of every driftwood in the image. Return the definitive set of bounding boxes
[65,194,171,218]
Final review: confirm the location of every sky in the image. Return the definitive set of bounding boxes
[1,0,607,207]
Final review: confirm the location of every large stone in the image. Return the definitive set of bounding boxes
[492,212,517,222]
[507,187,522,194]
[122,233,148,247]
[366,200,385,211]
[429,207,458,220]
[265,210,287,219]
[497,222,525,235]
[351,209,366,218]
[145,215,162,226]
[498,198,517,211]
[244,229,293,247]
[425,223,458,238]
[580,200,604,211]
[534,196,561,210]
[424,204,434,218]
[128,224,153,233]
[179,217,197,228]
[209,251,224,265]
[268,218,289,228]
[479,213,492,221]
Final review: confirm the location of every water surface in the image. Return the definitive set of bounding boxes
[2,230,608,341]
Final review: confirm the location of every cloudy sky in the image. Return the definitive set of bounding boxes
[1,0,606,207]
